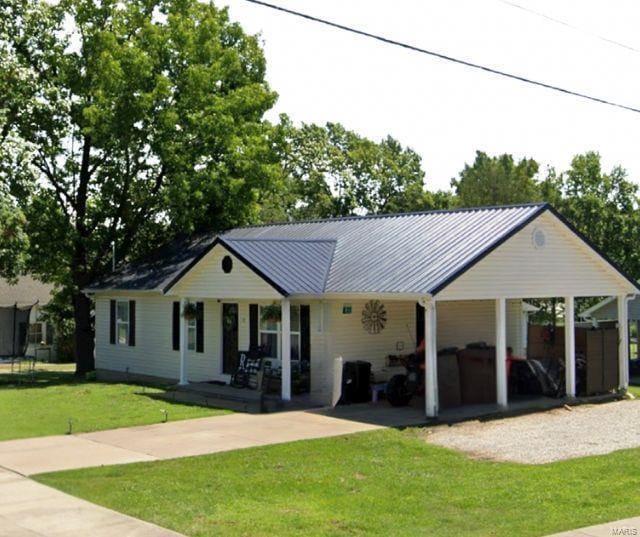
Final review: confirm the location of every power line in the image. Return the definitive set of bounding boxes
[242,0,640,115]
[496,0,640,56]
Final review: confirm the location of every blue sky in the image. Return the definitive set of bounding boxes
[224,0,640,191]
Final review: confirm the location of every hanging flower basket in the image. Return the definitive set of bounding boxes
[182,302,198,320]
[261,303,281,324]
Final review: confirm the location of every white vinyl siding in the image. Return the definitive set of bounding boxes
[95,295,325,390]
[436,211,634,301]
[95,294,222,382]
[168,245,282,300]
[437,299,521,351]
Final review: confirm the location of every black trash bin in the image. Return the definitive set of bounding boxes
[341,361,372,403]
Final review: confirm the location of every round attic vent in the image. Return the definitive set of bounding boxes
[222,255,233,273]
[532,228,546,248]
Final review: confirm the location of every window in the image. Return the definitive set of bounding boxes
[259,304,300,360]
[187,317,197,351]
[28,322,44,345]
[116,301,130,345]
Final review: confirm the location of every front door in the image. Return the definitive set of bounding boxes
[222,303,239,374]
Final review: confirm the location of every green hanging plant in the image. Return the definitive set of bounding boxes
[182,302,198,320]
[261,303,281,323]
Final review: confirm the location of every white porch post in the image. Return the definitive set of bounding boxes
[423,298,438,418]
[495,298,507,407]
[618,295,630,390]
[178,297,188,385]
[564,296,576,398]
[281,298,291,401]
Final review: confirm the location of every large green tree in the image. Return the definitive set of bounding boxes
[452,151,541,207]
[541,151,640,279]
[0,0,278,372]
[261,116,432,220]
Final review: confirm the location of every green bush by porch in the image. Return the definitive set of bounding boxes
[37,428,640,537]
[0,363,229,440]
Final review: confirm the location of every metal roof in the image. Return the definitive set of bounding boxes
[222,238,336,294]
[92,202,632,297]
[87,233,217,292]
[224,203,547,295]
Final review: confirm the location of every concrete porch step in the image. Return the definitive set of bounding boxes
[167,382,287,413]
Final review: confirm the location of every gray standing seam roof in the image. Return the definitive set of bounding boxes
[222,238,336,295]
[223,203,546,295]
[88,203,553,296]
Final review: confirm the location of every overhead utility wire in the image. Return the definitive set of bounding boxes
[496,0,640,55]
[243,0,640,115]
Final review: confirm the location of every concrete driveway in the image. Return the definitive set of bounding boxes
[0,410,381,475]
[0,467,182,536]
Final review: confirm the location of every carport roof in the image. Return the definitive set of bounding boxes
[87,203,640,297]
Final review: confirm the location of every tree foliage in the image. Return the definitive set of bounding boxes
[262,116,432,220]
[541,151,640,278]
[451,151,541,207]
[0,0,277,371]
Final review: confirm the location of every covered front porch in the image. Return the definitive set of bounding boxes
[168,289,631,422]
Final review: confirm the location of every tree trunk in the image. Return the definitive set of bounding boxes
[74,291,94,374]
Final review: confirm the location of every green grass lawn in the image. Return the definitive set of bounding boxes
[36,428,640,537]
[0,363,229,440]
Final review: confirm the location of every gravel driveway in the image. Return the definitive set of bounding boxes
[427,400,640,464]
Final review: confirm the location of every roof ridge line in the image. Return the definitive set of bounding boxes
[226,202,549,231]
[224,237,338,244]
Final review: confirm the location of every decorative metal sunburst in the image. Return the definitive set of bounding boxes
[361,300,387,334]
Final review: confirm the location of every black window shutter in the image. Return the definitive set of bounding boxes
[172,302,180,351]
[416,302,425,349]
[196,302,204,353]
[249,304,259,348]
[300,305,311,362]
[128,301,136,346]
[109,300,116,344]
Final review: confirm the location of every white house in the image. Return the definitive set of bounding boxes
[86,203,639,418]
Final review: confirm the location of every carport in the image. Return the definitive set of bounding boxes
[320,204,638,420]
[418,207,638,417]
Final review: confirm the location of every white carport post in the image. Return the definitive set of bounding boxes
[281,298,291,401]
[618,295,630,390]
[178,297,188,385]
[422,297,438,418]
[495,298,507,408]
[564,296,576,398]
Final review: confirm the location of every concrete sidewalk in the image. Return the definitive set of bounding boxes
[549,517,640,536]
[0,468,183,536]
[0,410,381,475]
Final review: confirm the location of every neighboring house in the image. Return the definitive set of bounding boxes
[0,276,55,360]
[580,296,640,325]
[86,203,639,418]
